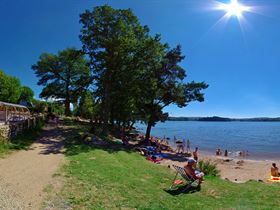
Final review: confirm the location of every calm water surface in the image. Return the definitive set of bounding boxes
[136,121,280,160]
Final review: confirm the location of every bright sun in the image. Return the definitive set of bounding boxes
[219,0,249,18]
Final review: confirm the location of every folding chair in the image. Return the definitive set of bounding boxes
[169,165,199,192]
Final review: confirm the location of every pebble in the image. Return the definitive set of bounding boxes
[0,179,23,210]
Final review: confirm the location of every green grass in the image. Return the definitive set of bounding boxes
[0,122,44,157]
[56,124,280,210]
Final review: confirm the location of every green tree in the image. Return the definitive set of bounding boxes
[32,99,48,113]
[32,48,91,116]
[80,5,208,138]
[19,86,34,103]
[80,5,151,133]
[76,91,96,119]
[0,70,22,103]
[48,101,65,116]
[138,44,209,140]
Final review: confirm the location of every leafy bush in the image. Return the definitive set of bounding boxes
[197,159,220,177]
[35,119,45,130]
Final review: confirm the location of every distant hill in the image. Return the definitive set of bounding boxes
[168,116,280,122]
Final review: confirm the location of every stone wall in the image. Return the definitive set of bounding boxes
[0,124,9,142]
[0,116,44,140]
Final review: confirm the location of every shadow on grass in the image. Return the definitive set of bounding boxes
[9,126,43,150]
[44,121,134,157]
[164,185,201,195]
[63,131,134,157]
[60,121,188,167]
[0,124,44,156]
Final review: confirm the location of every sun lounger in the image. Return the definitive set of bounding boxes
[169,165,199,191]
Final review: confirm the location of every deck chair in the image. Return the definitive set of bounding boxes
[169,165,199,192]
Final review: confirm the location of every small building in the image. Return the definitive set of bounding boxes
[0,101,31,124]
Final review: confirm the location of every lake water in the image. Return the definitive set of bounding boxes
[135,121,280,160]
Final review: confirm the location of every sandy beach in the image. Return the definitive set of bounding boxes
[134,133,278,183]
[160,151,276,183]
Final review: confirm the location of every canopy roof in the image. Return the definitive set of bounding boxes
[0,101,30,113]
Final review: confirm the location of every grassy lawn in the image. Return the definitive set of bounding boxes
[52,124,280,210]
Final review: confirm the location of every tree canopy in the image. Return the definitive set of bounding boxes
[75,91,97,119]
[79,5,208,138]
[0,70,34,104]
[32,48,91,116]
[80,5,152,132]
[138,44,208,140]
[19,86,34,103]
[30,5,208,139]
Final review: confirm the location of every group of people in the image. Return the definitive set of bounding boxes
[215,148,249,157]
[137,134,204,184]
[174,138,191,154]
[150,136,200,162]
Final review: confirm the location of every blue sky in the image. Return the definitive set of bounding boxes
[1,0,280,118]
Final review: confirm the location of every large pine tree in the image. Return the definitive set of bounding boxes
[32,48,91,116]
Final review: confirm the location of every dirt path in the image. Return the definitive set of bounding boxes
[0,125,65,209]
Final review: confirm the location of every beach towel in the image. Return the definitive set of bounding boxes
[146,155,163,163]
[153,153,168,158]
[268,175,280,182]
[174,180,184,185]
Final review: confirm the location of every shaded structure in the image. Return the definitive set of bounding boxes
[0,101,30,124]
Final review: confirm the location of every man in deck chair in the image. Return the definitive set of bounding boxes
[184,158,204,184]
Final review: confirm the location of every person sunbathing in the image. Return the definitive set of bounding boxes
[184,158,204,184]
[271,163,280,177]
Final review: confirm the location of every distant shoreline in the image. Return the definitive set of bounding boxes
[168,116,280,122]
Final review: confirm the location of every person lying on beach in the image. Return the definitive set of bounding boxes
[146,155,163,164]
[184,158,204,184]
[150,140,161,153]
[271,163,280,177]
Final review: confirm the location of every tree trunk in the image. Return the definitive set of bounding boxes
[110,117,114,127]
[102,84,110,135]
[65,99,71,116]
[145,121,152,142]
[65,84,71,116]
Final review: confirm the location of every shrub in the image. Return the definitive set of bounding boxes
[197,159,220,177]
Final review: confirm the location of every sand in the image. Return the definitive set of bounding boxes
[160,152,276,183]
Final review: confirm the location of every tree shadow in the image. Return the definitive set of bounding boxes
[160,153,189,162]
[164,184,201,196]
[54,121,186,161]
[8,126,43,150]
[59,124,135,157]
[25,124,84,155]
[37,135,65,155]
[63,133,135,157]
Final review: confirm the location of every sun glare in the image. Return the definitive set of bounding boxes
[218,0,249,18]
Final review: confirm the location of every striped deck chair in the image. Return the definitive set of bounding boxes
[169,165,199,192]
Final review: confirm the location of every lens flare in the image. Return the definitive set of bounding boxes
[218,0,250,19]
